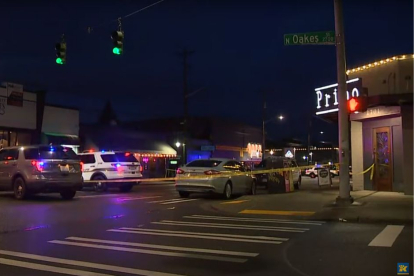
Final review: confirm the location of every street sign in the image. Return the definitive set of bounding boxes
[284,31,335,46]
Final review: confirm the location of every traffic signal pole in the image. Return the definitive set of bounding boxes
[334,0,353,204]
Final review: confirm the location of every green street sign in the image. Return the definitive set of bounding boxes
[284,31,335,45]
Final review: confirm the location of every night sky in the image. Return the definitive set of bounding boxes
[1,0,412,144]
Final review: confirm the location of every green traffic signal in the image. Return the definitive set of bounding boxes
[56,57,63,64]
[113,47,121,55]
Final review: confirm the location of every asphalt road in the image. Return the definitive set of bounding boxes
[0,182,411,276]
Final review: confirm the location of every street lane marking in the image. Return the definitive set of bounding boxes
[109,228,286,244]
[221,200,250,204]
[48,240,248,263]
[184,215,324,225]
[151,220,308,232]
[148,198,186,203]
[65,237,258,257]
[239,210,316,216]
[0,249,184,276]
[120,228,288,241]
[115,196,162,201]
[158,220,308,230]
[0,258,114,276]
[160,199,199,205]
[368,225,405,247]
[77,194,125,198]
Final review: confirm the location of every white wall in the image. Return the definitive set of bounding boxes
[351,121,364,191]
[42,105,79,136]
[348,58,413,96]
[0,86,37,130]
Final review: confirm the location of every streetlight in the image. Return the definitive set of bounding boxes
[320,131,324,134]
[175,141,181,148]
[278,115,284,120]
[270,149,274,155]
[262,115,285,160]
[309,152,313,164]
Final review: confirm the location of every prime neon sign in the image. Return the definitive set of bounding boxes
[314,78,362,115]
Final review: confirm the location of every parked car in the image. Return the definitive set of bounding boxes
[252,156,302,189]
[305,165,327,178]
[175,158,255,199]
[78,151,142,192]
[0,145,83,200]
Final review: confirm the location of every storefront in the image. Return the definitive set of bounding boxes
[0,82,39,147]
[315,54,413,195]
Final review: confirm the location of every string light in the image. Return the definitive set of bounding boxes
[347,54,413,74]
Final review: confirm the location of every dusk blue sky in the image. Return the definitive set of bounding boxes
[0,0,412,144]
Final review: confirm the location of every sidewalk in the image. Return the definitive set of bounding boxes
[207,186,413,224]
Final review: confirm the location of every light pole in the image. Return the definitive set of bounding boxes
[176,141,186,166]
[334,0,352,204]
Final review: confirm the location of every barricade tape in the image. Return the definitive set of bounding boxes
[84,164,325,183]
[333,162,389,181]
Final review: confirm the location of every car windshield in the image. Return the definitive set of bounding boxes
[36,146,78,160]
[115,152,139,163]
[186,160,222,167]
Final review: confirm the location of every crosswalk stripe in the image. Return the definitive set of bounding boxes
[119,228,288,241]
[116,196,162,201]
[0,249,183,276]
[152,220,308,232]
[148,198,186,203]
[65,237,259,257]
[77,194,124,198]
[48,240,248,263]
[108,229,284,244]
[184,215,324,225]
[368,225,405,247]
[0,257,114,276]
[160,199,199,205]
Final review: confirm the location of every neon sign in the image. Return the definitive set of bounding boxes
[315,78,364,115]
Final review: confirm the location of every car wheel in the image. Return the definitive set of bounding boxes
[13,177,28,200]
[60,190,76,200]
[310,173,316,178]
[92,175,107,192]
[223,182,232,200]
[178,191,190,198]
[248,180,256,195]
[119,184,133,193]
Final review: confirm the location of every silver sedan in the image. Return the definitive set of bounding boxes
[175,158,256,199]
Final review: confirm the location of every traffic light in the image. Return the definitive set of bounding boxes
[55,42,66,65]
[348,95,368,113]
[111,31,124,55]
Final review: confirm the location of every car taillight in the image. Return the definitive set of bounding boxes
[31,160,44,172]
[176,168,185,174]
[80,162,84,172]
[204,170,221,175]
[140,165,143,172]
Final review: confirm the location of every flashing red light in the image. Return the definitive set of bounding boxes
[348,98,359,112]
[204,170,221,175]
[89,149,93,153]
[176,168,185,174]
[80,161,84,172]
[125,152,130,157]
[31,160,44,172]
[140,165,143,172]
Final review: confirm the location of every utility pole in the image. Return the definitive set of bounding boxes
[179,48,194,165]
[262,89,266,161]
[334,0,352,204]
[307,117,312,165]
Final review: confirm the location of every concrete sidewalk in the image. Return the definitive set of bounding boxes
[207,186,413,224]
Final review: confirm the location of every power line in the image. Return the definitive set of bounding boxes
[87,0,165,34]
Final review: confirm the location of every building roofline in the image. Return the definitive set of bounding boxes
[347,54,414,75]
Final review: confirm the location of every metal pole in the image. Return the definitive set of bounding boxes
[334,0,352,204]
[262,90,266,160]
[307,118,312,165]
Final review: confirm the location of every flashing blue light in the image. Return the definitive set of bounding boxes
[50,147,54,152]
[116,163,121,168]
[39,162,44,166]
[101,150,105,153]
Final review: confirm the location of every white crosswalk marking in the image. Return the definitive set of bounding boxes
[0,249,185,276]
[184,215,324,225]
[48,240,249,263]
[0,257,115,276]
[64,237,259,257]
[368,225,405,247]
[151,220,308,232]
[108,228,285,244]
[148,198,199,204]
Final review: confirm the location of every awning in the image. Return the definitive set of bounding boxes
[42,133,80,146]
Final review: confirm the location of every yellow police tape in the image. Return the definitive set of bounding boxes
[334,162,381,181]
[84,164,321,183]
